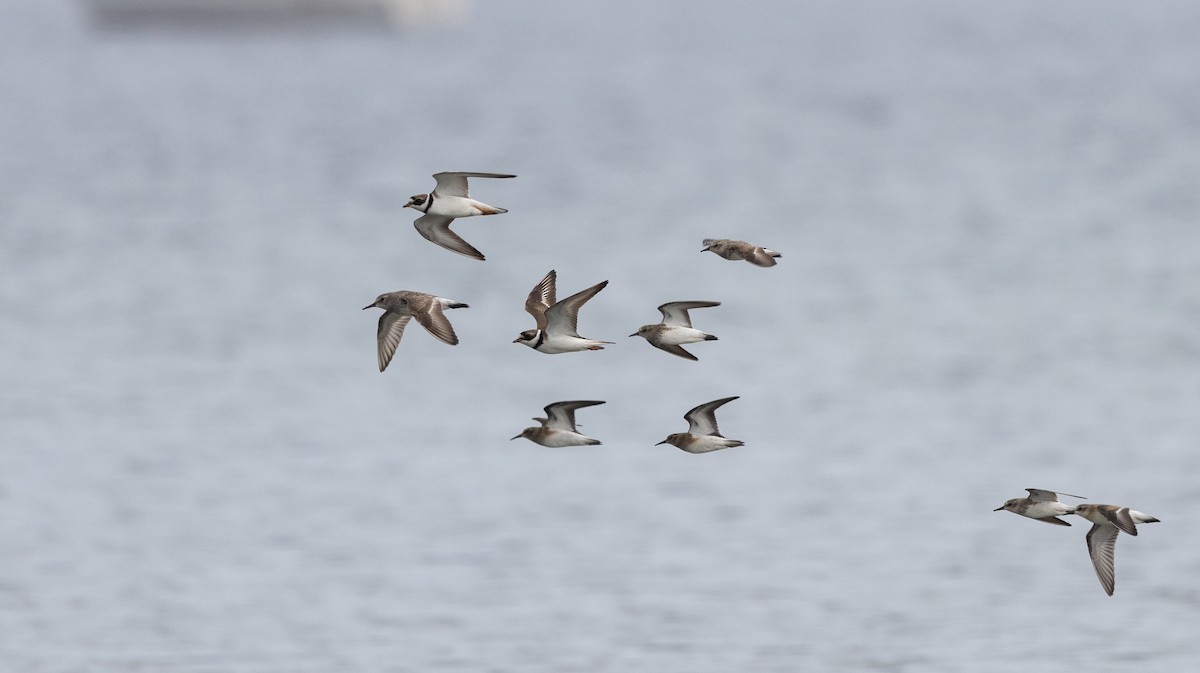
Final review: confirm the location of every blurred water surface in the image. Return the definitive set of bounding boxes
[2,1,1200,671]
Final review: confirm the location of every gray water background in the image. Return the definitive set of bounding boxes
[3,1,1200,671]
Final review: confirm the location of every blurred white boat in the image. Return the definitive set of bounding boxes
[84,0,467,29]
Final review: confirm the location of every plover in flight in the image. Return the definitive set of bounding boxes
[514,270,612,354]
[656,396,744,453]
[630,301,721,361]
[362,291,468,372]
[1073,503,1160,596]
[701,238,781,267]
[405,171,516,261]
[994,488,1086,526]
[511,400,606,446]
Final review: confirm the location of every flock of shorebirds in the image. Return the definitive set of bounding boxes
[365,171,1160,596]
[362,171,777,453]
